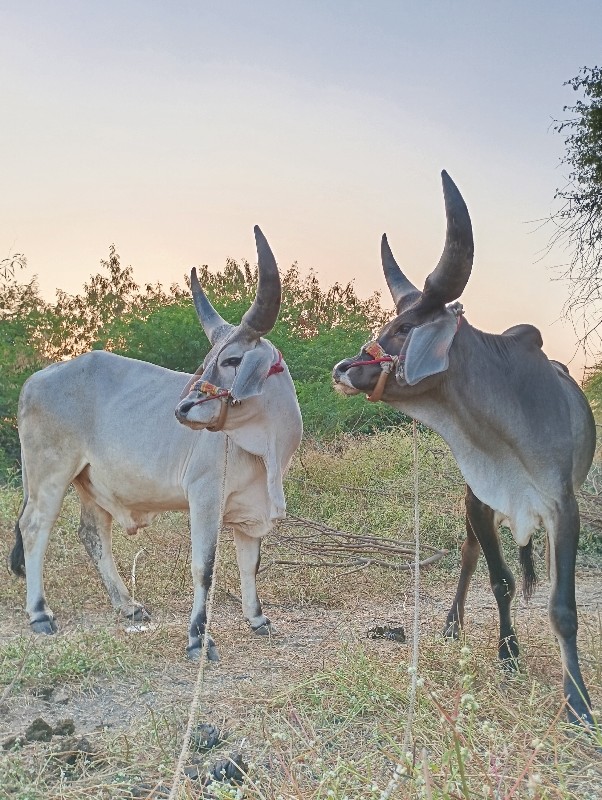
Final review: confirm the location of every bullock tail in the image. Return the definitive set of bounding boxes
[10,515,26,577]
[9,458,27,578]
[518,539,537,602]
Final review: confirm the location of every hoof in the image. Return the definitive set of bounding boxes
[442,620,460,640]
[566,704,595,730]
[30,617,57,635]
[498,636,520,670]
[186,641,220,663]
[252,621,275,636]
[128,606,151,622]
[207,643,220,662]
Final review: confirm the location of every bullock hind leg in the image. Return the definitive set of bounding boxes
[547,494,592,726]
[233,529,272,635]
[11,466,67,634]
[75,493,150,623]
[446,487,519,666]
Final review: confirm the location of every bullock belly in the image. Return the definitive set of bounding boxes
[465,468,545,546]
[74,465,189,535]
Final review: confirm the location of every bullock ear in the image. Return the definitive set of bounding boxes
[229,346,274,401]
[397,311,458,386]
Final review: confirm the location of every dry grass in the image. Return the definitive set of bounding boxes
[0,428,600,799]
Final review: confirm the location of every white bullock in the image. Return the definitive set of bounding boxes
[10,227,302,660]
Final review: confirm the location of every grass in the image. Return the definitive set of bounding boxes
[0,631,130,692]
[0,427,600,799]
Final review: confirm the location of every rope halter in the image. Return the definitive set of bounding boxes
[349,341,398,403]
[348,303,465,402]
[187,350,285,432]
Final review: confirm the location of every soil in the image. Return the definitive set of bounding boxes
[2,568,600,749]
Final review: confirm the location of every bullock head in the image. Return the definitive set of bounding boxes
[333,171,473,401]
[175,226,283,431]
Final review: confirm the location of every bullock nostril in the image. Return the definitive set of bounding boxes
[178,400,195,416]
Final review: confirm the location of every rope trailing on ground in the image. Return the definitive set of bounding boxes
[167,437,230,800]
[380,419,421,800]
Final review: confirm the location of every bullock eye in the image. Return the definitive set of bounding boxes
[398,323,414,335]
[221,356,243,367]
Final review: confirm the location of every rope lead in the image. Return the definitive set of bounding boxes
[380,419,421,799]
[168,437,230,800]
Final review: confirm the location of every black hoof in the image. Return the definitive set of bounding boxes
[31,617,57,635]
[566,703,595,729]
[129,606,151,622]
[251,620,274,636]
[498,636,520,670]
[442,618,460,640]
[186,641,220,662]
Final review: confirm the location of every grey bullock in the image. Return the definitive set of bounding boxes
[332,173,596,725]
[10,227,302,660]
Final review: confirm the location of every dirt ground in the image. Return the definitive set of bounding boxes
[2,567,600,760]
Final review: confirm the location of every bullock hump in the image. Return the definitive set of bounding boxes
[501,324,543,349]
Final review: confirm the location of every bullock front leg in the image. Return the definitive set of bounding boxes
[233,529,273,635]
[187,497,221,662]
[443,498,481,639]
[464,487,519,667]
[76,498,150,622]
[548,494,593,726]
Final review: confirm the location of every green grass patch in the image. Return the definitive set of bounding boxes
[0,630,130,692]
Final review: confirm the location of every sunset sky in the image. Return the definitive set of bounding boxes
[2,2,601,377]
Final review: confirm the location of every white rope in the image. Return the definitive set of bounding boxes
[380,419,421,799]
[167,436,230,800]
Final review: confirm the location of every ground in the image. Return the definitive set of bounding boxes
[1,552,600,799]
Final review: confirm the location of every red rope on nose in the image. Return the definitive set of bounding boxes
[351,356,395,367]
[190,381,231,407]
[349,340,395,368]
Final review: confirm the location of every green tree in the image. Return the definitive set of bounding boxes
[550,66,602,348]
[0,255,52,475]
[49,244,142,358]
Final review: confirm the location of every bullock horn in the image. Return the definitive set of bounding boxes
[381,234,421,313]
[420,170,474,308]
[239,226,281,337]
[190,267,233,345]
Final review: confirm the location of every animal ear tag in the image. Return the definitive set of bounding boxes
[230,346,274,401]
[397,308,460,386]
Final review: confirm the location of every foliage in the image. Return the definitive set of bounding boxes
[49,244,142,358]
[0,256,53,474]
[550,66,602,349]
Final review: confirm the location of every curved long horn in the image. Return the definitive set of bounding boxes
[239,226,281,337]
[421,170,474,308]
[190,267,233,345]
[381,234,421,313]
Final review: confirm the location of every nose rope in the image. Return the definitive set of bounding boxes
[182,350,285,431]
[347,341,398,403]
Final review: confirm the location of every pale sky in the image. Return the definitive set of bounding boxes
[2,2,601,377]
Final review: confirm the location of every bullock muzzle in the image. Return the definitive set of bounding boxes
[332,359,362,395]
[333,343,397,402]
[175,380,232,432]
